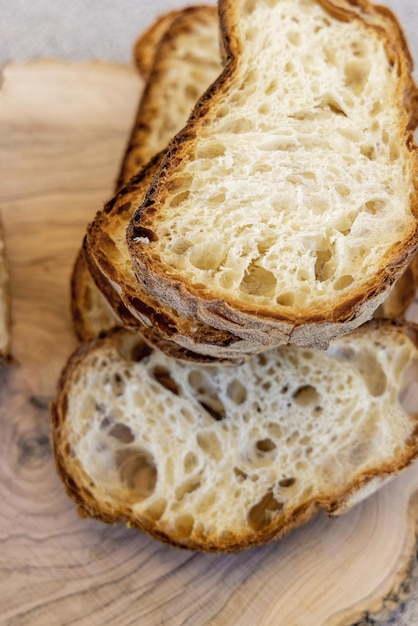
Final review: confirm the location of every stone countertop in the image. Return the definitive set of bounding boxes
[1,1,417,624]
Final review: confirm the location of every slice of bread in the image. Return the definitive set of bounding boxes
[52,321,418,552]
[127,0,418,350]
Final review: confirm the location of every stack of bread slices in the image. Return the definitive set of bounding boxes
[52,0,418,552]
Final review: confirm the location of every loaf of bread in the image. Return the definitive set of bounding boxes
[52,321,418,552]
[127,0,418,350]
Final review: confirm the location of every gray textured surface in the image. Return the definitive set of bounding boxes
[1,0,418,623]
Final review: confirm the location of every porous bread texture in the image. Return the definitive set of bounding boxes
[128,0,418,349]
[52,321,418,552]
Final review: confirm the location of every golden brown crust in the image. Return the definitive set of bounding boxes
[127,0,418,349]
[51,322,418,552]
[133,10,182,79]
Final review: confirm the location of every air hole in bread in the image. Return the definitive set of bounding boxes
[286,431,299,445]
[279,477,296,488]
[227,379,247,404]
[265,79,278,96]
[166,174,192,192]
[390,140,401,161]
[175,476,201,501]
[131,341,152,362]
[116,448,157,499]
[184,451,198,474]
[196,140,226,159]
[170,238,192,255]
[314,248,333,282]
[199,399,226,421]
[234,467,248,482]
[240,264,277,297]
[398,358,418,415]
[108,423,135,444]
[257,353,268,367]
[196,431,222,460]
[276,292,295,307]
[152,366,179,395]
[360,145,376,161]
[169,191,190,209]
[258,103,271,115]
[174,514,195,538]
[189,242,224,271]
[256,438,277,454]
[228,118,255,133]
[145,498,166,521]
[336,184,351,197]
[287,31,302,46]
[344,60,370,95]
[357,352,387,397]
[293,385,320,407]
[110,373,125,396]
[334,274,354,290]
[267,422,282,439]
[248,491,283,531]
[243,0,256,15]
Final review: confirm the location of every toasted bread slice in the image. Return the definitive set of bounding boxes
[52,321,418,552]
[127,0,418,350]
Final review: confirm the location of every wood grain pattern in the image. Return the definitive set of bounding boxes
[1,60,418,626]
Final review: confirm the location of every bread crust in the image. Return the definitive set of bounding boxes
[52,322,418,552]
[133,10,182,79]
[127,0,418,350]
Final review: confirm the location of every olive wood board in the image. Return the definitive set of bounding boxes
[1,60,418,626]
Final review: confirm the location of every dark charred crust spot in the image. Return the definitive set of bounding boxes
[104,195,118,214]
[117,202,133,216]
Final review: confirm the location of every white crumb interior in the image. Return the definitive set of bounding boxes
[65,327,418,544]
[145,0,415,314]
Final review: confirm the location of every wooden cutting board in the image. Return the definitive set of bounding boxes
[1,60,418,626]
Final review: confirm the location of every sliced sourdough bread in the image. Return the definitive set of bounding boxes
[52,321,418,552]
[127,0,418,350]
